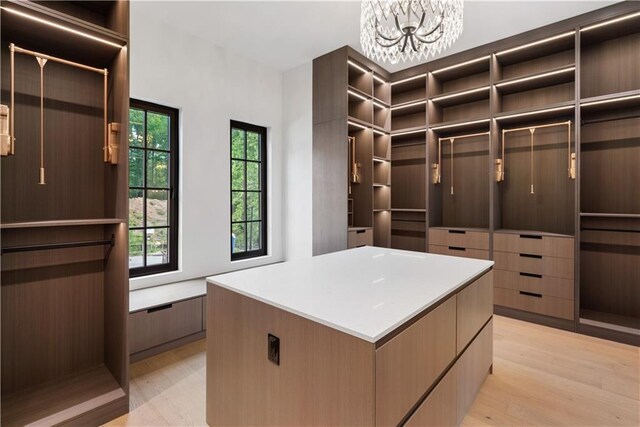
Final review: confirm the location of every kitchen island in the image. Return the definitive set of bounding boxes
[206,246,494,426]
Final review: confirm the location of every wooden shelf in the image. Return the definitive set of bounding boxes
[494,101,575,125]
[1,218,126,229]
[496,31,575,66]
[391,208,426,212]
[580,309,640,335]
[348,85,372,100]
[347,116,371,131]
[429,117,490,133]
[1,364,126,426]
[495,229,574,238]
[495,65,575,95]
[430,85,491,107]
[580,10,640,45]
[580,213,640,219]
[580,90,640,112]
[431,55,490,81]
[429,226,490,233]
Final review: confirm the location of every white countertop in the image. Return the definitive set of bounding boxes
[207,247,493,343]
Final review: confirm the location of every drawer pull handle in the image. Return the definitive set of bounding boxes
[520,272,542,279]
[520,234,542,240]
[147,303,173,313]
[449,246,466,251]
[448,230,466,234]
[356,230,366,234]
[520,291,542,298]
[520,253,542,259]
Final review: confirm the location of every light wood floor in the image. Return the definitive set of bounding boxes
[106,315,639,426]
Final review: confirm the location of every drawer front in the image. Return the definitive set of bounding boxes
[494,288,574,320]
[405,361,457,427]
[428,229,489,250]
[456,270,493,354]
[495,269,574,300]
[130,297,203,354]
[348,229,373,248]
[376,297,456,427]
[494,233,574,258]
[493,251,574,279]
[429,244,490,260]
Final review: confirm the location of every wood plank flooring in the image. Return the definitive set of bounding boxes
[106,315,639,426]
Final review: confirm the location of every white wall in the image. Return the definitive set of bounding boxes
[283,63,313,260]
[130,3,284,290]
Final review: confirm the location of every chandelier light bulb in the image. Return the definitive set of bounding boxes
[360,0,464,64]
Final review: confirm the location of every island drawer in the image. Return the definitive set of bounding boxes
[429,229,489,250]
[348,228,373,248]
[429,244,490,260]
[375,297,456,427]
[494,269,574,300]
[494,288,574,320]
[456,271,493,354]
[493,251,574,279]
[130,297,203,354]
[494,233,574,258]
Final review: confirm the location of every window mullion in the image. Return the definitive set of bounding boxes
[142,110,148,267]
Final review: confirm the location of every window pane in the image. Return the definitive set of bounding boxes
[129,109,144,147]
[247,132,260,161]
[147,112,169,150]
[232,191,245,222]
[146,228,168,266]
[129,229,144,268]
[147,190,169,226]
[129,189,143,227]
[231,160,245,190]
[248,222,261,251]
[232,128,245,159]
[247,162,260,191]
[129,148,144,187]
[232,223,246,254]
[147,151,169,188]
[247,192,261,221]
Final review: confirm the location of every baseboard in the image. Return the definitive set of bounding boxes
[130,331,207,363]
[579,323,640,347]
[494,305,576,332]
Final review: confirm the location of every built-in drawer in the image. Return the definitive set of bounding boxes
[429,229,489,250]
[495,269,574,300]
[456,271,493,354]
[494,232,574,258]
[348,228,373,248]
[429,244,490,260]
[404,358,457,427]
[130,297,204,354]
[494,287,574,320]
[375,297,456,427]
[493,251,574,279]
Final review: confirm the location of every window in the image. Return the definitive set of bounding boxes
[230,120,267,260]
[128,100,179,277]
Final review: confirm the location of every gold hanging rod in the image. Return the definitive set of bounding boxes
[12,45,107,75]
[433,131,490,193]
[437,131,490,142]
[501,120,571,135]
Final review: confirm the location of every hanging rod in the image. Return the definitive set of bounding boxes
[581,227,640,234]
[1,235,114,254]
[8,44,113,166]
[433,131,490,195]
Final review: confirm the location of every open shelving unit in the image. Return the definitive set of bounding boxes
[0,1,130,424]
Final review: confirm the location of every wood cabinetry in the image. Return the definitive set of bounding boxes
[348,227,373,248]
[0,1,130,424]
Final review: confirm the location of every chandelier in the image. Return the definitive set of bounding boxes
[360,0,464,64]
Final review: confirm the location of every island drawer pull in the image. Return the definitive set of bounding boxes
[520,272,542,279]
[520,253,542,259]
[519,291,542,298]
[448,229,466,234]
[519,234,542,240]
[449,246,466,251]
[147,304,173,313]
[356,229,366,234]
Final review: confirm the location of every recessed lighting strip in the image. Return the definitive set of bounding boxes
[495,67,575,88]
[347,89,369,102]
[1,6,124,48]
[581,11,640,32]
[496,31,575,57]
[581,93,640,107]
[391,73,427,86]
[347,60,369,74]
[431,55,491,75]
[373,157,390,163]
[495,105,573,121]
[391,100,427,111]
[372,129,388,136]
[373,100,388,109]
[430,85,490,102]
[391,128,426,137]
[348,120,369,130]
[430,118,490,131]
[373,74,387,84]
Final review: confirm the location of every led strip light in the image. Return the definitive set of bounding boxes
[391,100,426,111]
[391,73,427,86]
[391,128,426,137]
[430,86,490,103]
[347,89,369,102]
[431,55,491,75]
[348,121,368,130]
[495,105,573,121]
[430,118,489,131]
[495,31,575,57]
[581,11,640,32]
[581,93,640,107]
[347,60,368,74]
[495,67,575,88]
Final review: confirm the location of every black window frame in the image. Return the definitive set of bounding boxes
[129,99,179,277]
[230,120,268,261]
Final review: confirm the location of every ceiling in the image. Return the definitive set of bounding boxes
[133,1,618,73]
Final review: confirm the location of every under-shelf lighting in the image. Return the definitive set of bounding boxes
[348,120,369,130]
[391,73,427,86]
[430,118,489,131]
[430,85,490,102]
[431,55,491,75]
[391,100,427,111]
[347,60,369,74]
[391,128,426,137]
[494,67,575,88]
[580,11,640,32]
[348,89,369,102]
[581,93,640,107]
[373,100,387,109]
[373,157,389,163]
[495,105,573,121]
[1,6,124,48]
[372,129,387,136]
[373,74,387,84]
[495,31,575,57]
